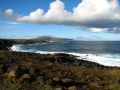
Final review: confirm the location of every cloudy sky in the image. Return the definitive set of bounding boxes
[0,0,120,40]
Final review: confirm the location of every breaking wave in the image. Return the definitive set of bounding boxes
[10,44,120,67]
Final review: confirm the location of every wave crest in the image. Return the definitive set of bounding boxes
[10,45,120,67]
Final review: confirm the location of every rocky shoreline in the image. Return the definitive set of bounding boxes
[0,51,120,90]
[0,39,120,90]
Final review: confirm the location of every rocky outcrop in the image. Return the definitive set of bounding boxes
[0,39,15,50]
[0,51,120,90]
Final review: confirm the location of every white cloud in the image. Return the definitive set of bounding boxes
[17,0,72,24]
[17,9,44,23]
[5,9,14,17]
[72,0,120,28]
[3,0,120,32]
[90,28,108,32]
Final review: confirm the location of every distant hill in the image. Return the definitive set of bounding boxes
[0,36,73,50]
[14,36,73,44]
[32,36,73,42]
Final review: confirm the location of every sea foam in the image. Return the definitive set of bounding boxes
[10,45,19,51]
[10,45,120,67]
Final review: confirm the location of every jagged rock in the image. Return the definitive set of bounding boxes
[47,62,54,66]
[15,66,28,79]
[68,86,77,90]
[1,64,9,73]
[61,78,71,83]
[22,74,31,79]
[53,77,60,82]
[0,65,3,74]
[55,87,62,90]
[4,64,19,79]
[36,76,44,84]
[29,68,35,75]
[7,64,19,72]
[19,74,31,82]
[46,78,53,85]
[6,70,16,78]
[0,51,119,90]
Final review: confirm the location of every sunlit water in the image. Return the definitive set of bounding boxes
[10,41,120,66]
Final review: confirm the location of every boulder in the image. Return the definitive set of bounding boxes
[55,87,62,90]
[29,68,35,75]
[7,70,16,78]
[7,64,19,72]
[19,74,31,82]
[36,76,44,84]
[61,78,71,83]
[68,86,77,90]
[53,77,60,82]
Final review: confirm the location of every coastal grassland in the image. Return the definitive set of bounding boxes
[0,51,120,90]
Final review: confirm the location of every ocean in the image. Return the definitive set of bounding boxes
[10,41,120,67]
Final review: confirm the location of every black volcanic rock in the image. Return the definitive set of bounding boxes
[0,39,15,50]
[0,51,119,89]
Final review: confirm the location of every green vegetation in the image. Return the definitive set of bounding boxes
[0,38,120,90]
[0,51,120,90]
[0,36,73,46]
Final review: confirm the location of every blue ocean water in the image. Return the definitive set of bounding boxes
[11,41,120,66]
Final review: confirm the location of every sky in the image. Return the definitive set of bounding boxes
[0,0,120,41]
